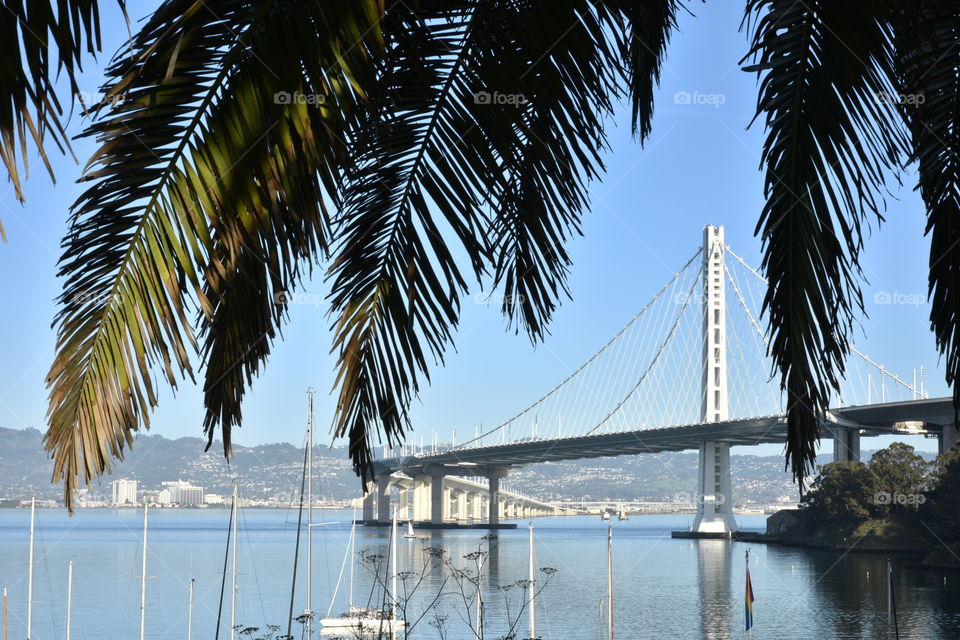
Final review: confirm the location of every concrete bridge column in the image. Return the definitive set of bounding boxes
[431,474,445,524]
[398,488,409,520]
[457,491,468,521]
[832,427,861,462]
[941,425,959,455]
[413,475,431,521]
[488,476,501,527]
[376,474,391,522]
[472,493,483,521]
[691,441,737,535]
[362,481,375,521]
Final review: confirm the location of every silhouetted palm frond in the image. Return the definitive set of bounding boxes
[743,0,907,488]
[893,1,960,428]
[0,0,105,228]
[327,0,634,479]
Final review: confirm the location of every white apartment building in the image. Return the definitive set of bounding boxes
[111,479,138,505]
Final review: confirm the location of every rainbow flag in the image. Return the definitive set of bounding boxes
[745,566,756,631]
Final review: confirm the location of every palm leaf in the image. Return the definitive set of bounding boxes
[329,0,630,480]
[0,0,105,229]
[742,0,907,487]
[893,1,960,429]
[45,0,381,509]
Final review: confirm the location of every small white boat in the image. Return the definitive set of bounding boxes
[403,521,417,539]
[320,509,408,636]
[601,510,611,521]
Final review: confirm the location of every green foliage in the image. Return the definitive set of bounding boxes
[868,442,929,515]
[922,447,960,543]
[801,461,881,528]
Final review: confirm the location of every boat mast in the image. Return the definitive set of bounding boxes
[26,497,34,640]
[528,522,535,640]
[66,560,73,640]
[348,515,355,610]
[306,388,315,638]
[188,578,195,640]
[2,583,6,640]
[607,524,613,640]
[140,503,149,640]
[390,508,398,614]
[230,483,239,640]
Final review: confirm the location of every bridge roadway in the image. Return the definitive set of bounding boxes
[375,397,956,473]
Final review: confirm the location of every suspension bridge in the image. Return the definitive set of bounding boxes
[363,226,956,536]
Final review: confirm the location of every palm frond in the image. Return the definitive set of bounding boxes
[742,0,907,487]
[329,0,628,480]
[893,1,960,427]
[45,0,380,509]
[0,0,104,225]
[606,0,687,140]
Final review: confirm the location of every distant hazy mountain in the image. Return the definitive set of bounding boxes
[0,426,872,505]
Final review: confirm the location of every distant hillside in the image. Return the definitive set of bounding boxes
[0,427,356,503]
[2,426,926,505]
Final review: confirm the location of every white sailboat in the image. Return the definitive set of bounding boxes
[403,521,416,539]
[319,509,407,636]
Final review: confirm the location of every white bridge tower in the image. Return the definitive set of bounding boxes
[690,225,738,535]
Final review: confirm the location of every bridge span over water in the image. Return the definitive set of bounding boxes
[364,226,958,536]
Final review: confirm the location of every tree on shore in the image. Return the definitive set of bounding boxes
[4,2,960,505]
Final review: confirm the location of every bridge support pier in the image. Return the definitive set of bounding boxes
[431,474,445,524]
[413,475,431,521]
[689,441,737,535]
[376,474,391,522]
[488,476,501,527]
[832,428,861,462]
[941,425,959,455]
[362,481,375,521]
[399,488,409,519]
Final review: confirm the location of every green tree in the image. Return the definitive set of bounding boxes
[868,442,929,514]
[923,448,960,542]
[4,1,960,505]
[801,462,881,527]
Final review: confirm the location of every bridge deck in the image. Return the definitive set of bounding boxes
[376,398,953,472]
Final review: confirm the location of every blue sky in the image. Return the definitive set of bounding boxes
[0,1,946,457]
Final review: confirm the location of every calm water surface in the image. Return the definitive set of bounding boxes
[0,509,958,639]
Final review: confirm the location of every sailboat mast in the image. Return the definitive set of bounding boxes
[140,503,149,640]
[390,508,398,613]
[2,583,6,640]
[348,514,356,609]
[188,578,195,640]
[26,497,34,640]
[306,388,314,638]
[230,483,239,640]
[607,525,613,640]
[66,560,73,640]
[528,523,535,640]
